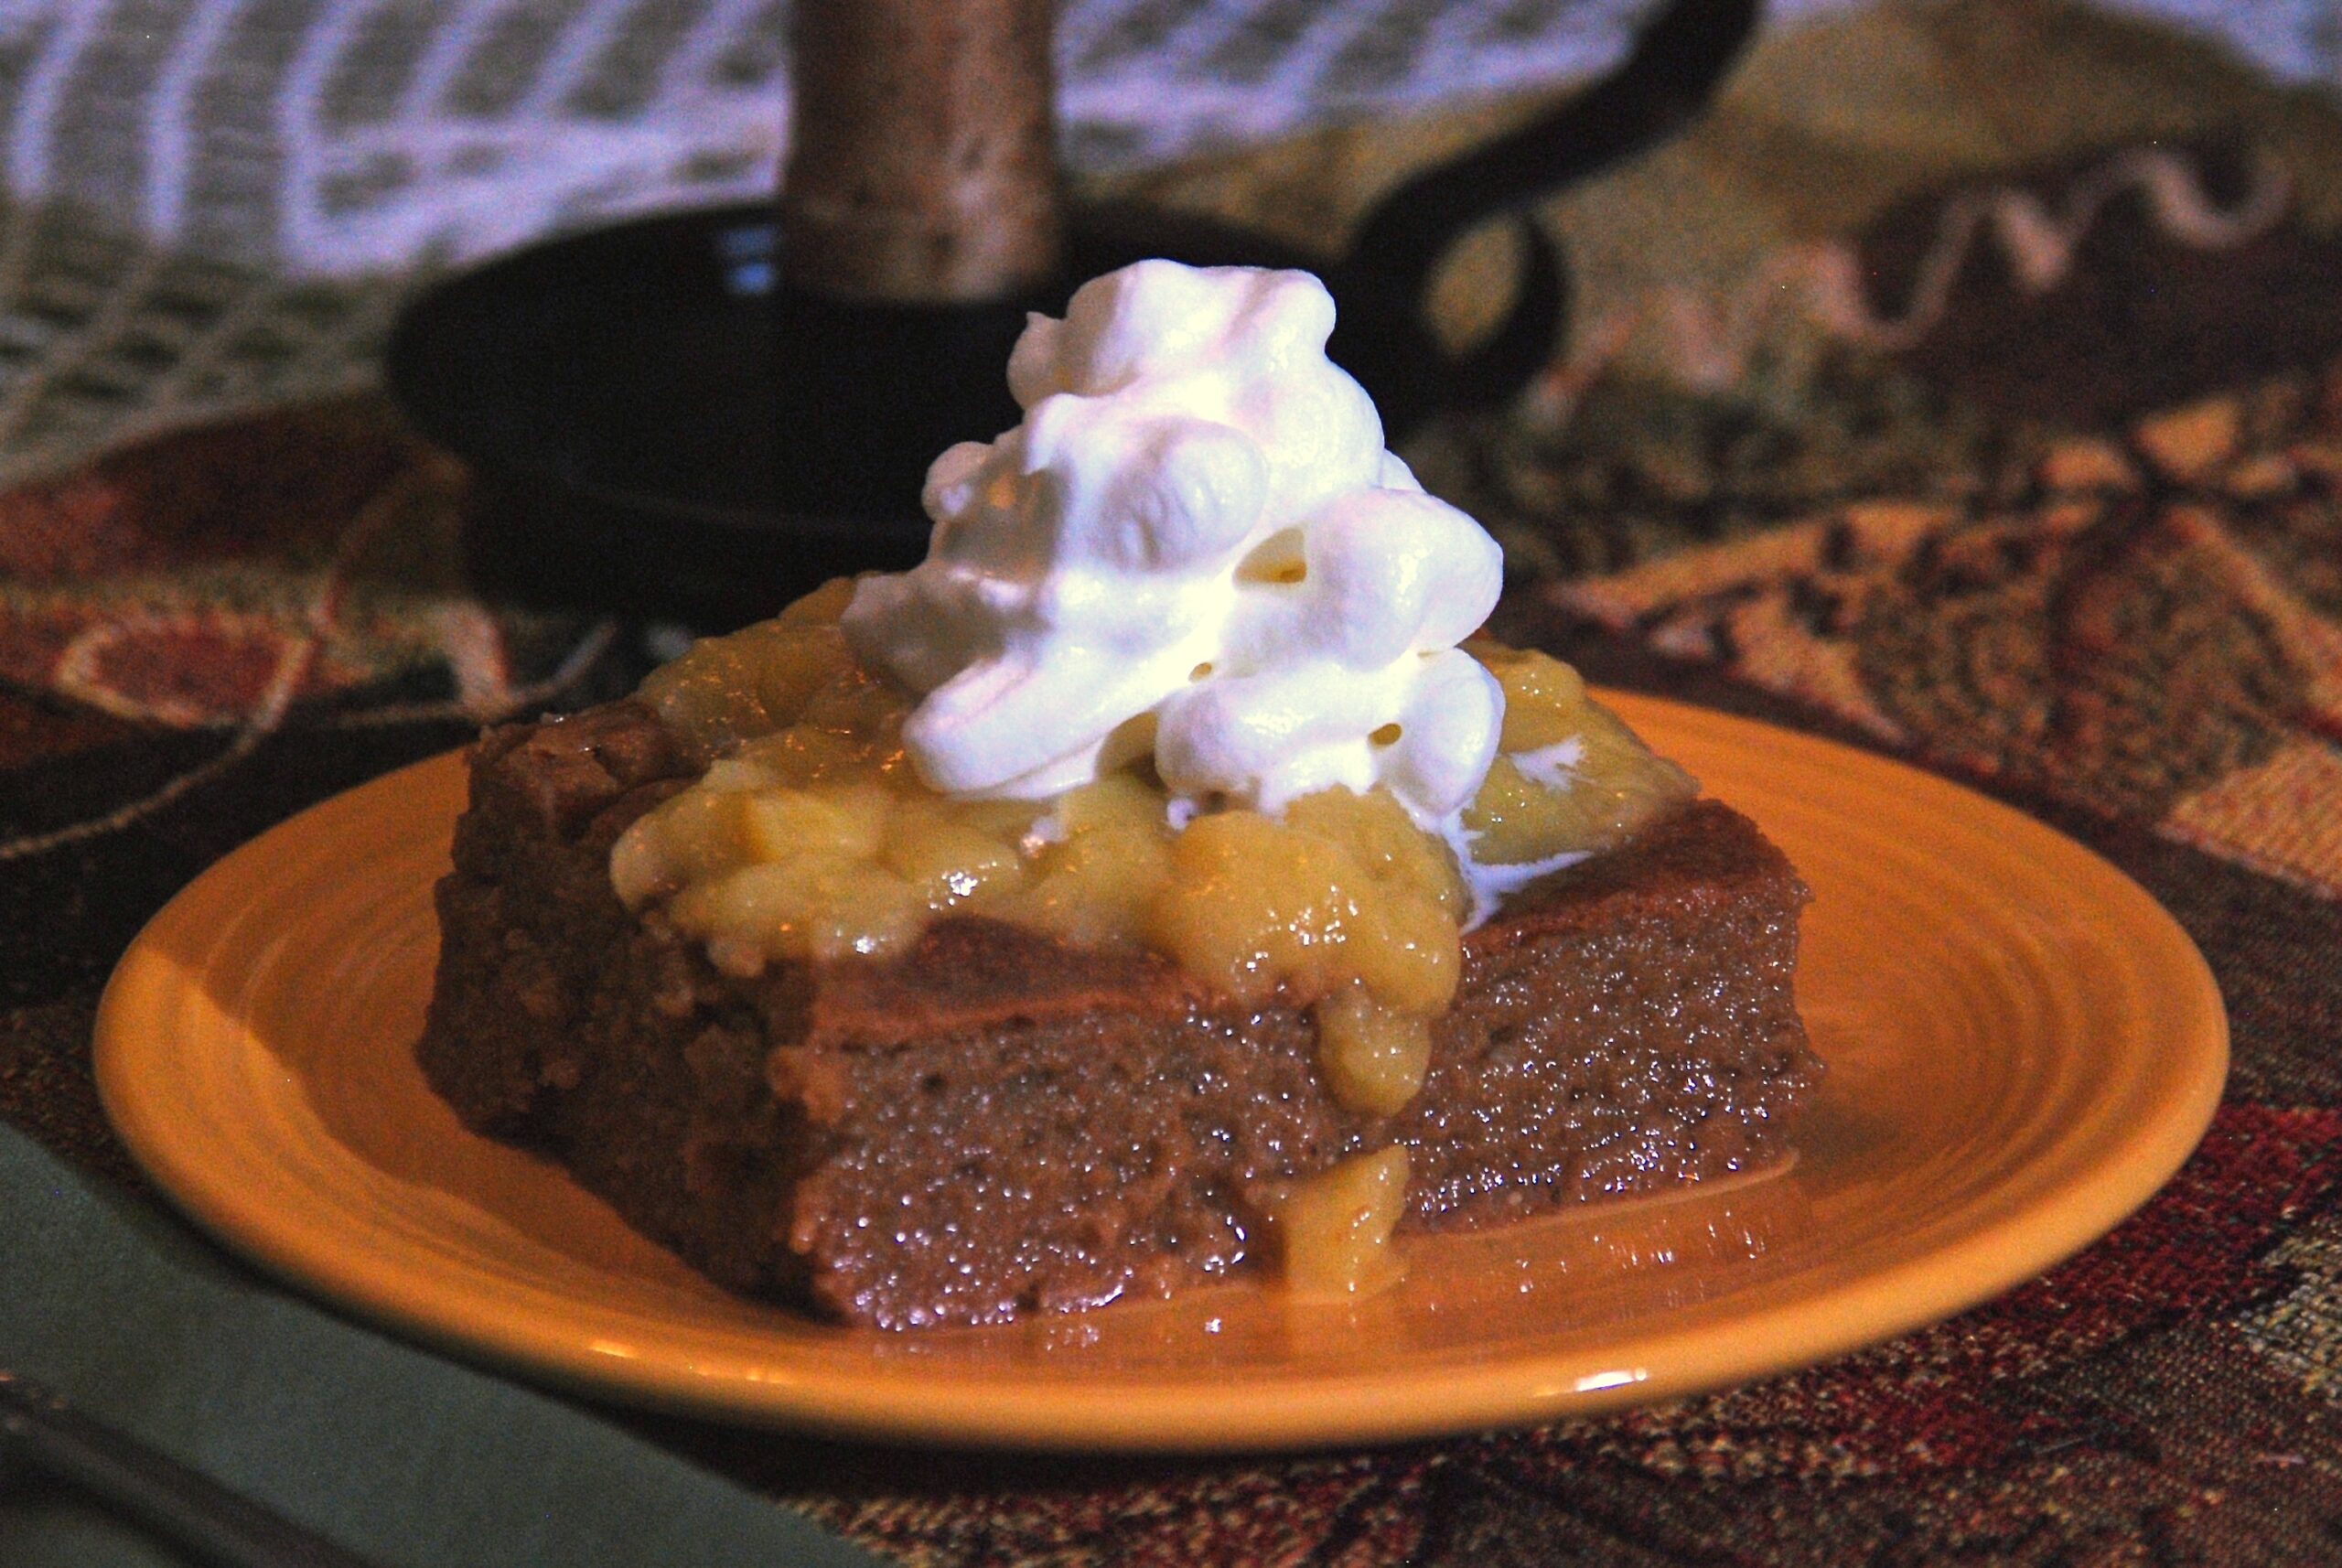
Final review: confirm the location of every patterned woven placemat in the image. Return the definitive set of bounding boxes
[5,0,2342,1561]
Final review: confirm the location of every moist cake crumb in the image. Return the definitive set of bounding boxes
[418,698,1820,1330]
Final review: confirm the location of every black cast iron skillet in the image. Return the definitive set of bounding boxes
[385,0,1760,628]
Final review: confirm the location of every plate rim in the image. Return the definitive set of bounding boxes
[91,693,2229,1451]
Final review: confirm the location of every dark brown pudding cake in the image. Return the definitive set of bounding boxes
[419,699,1818,1330]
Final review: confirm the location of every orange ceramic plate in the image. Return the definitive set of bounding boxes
[93,695,2227,1452]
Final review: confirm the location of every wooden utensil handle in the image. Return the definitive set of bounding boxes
[780,0,1062,304]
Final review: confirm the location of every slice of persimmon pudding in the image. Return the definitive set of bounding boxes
[418,260,1819,1329]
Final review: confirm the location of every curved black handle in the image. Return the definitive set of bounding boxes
[1339,0,1766,416]
[0,1371,383,1568]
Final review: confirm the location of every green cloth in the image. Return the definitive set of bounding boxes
[0,1123,892,1568]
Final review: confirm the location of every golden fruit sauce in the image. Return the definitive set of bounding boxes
[613,580,1696,1289]
[1274,1145,1413,1297]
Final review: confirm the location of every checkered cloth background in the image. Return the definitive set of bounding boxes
[0,0,2332,491]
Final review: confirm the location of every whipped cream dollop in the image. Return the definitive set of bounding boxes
[843,260,1505,827]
